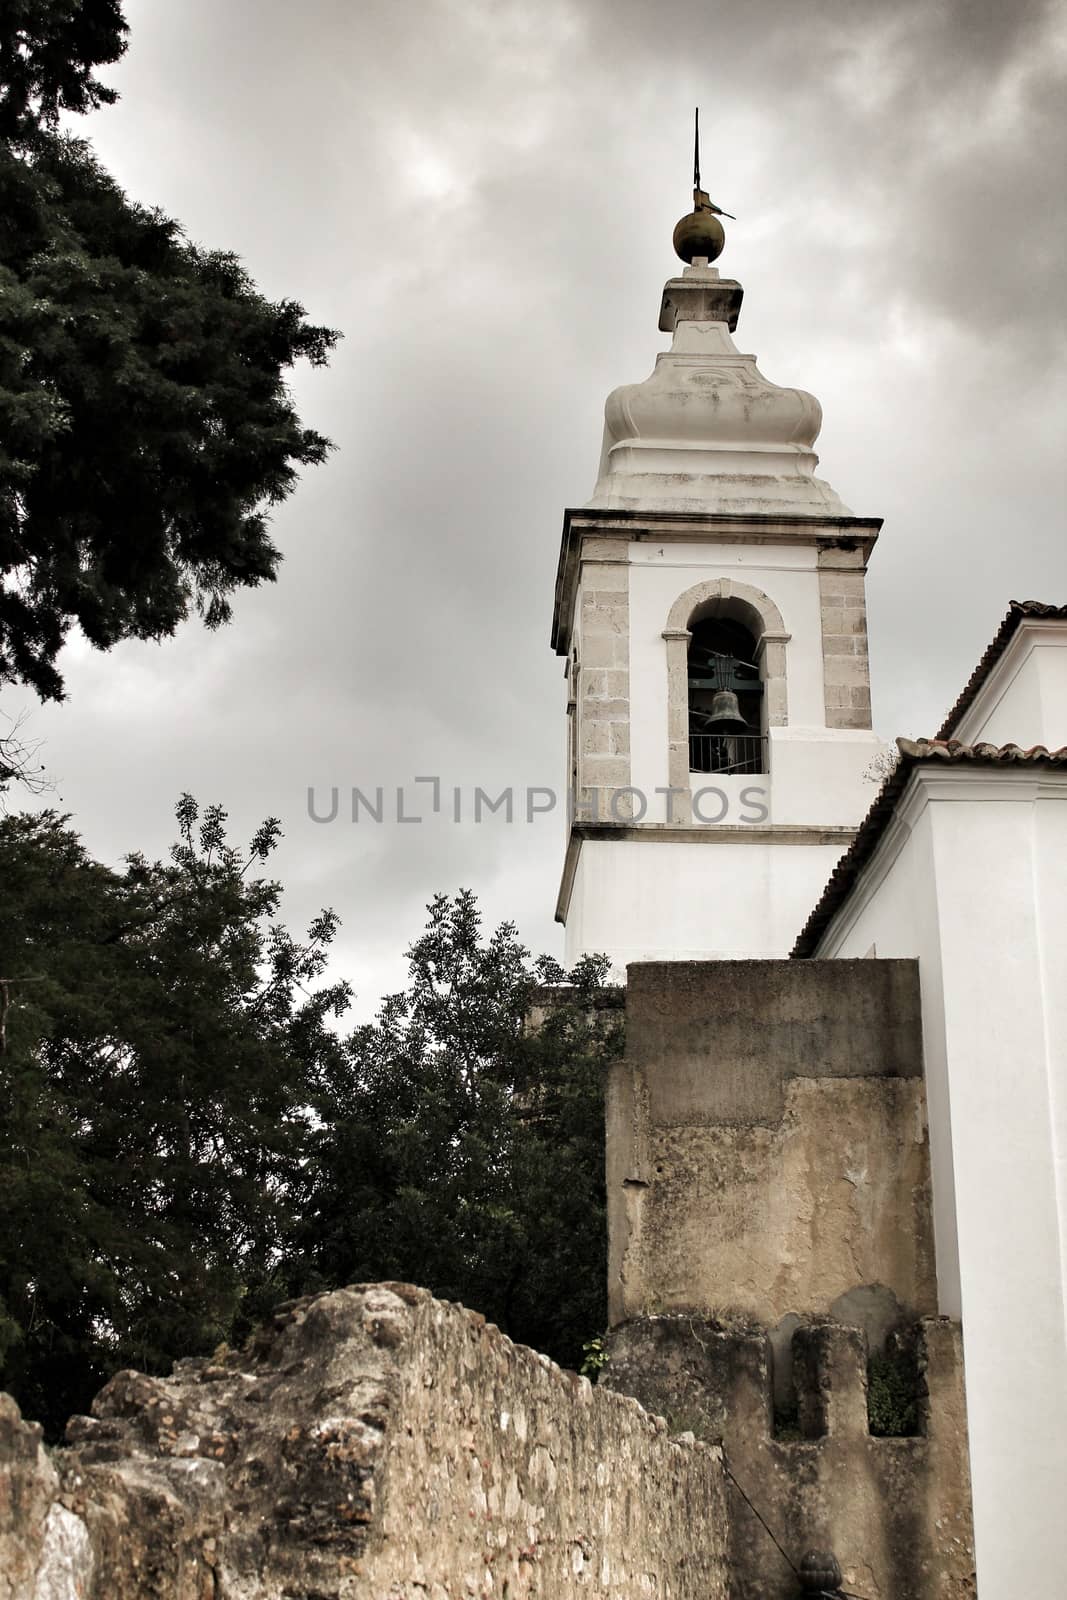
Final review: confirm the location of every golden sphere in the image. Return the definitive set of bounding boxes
[672,209,725,264]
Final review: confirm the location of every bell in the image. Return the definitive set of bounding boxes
[704,689,748,735]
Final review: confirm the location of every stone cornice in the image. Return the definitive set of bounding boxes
[551,509,882,655]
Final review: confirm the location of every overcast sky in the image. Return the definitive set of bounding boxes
[10,0,1067,1012]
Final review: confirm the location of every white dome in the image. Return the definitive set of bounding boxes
[588,264,851,516]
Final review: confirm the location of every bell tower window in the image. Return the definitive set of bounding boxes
[687,616,765,774]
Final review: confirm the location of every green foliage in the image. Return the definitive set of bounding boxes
[868,1348,920,1437]
[0,1,128,140]
[0,833,618,1434]
[579,1336,606,1380]
[289,890,622,1375]
[0,798,350,1437]
[0,2,339,703]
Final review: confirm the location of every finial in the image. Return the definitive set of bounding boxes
[673,107,735,265]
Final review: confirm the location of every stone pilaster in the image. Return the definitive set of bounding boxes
[819,551,871,729]
[576,556,631,821]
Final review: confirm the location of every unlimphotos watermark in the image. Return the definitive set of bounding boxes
[307,778,769,826]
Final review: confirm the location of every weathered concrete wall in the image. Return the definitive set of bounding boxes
[603,1315,975,1600]
[608,959,937,1328]
[1,1284,729,1600]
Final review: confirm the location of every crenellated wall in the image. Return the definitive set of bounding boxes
[602,954,975,1599]
[603,1315,974,1600]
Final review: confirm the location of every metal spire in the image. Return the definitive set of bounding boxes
[691,106,735,219]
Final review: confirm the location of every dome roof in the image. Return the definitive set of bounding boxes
[587,263,851,517]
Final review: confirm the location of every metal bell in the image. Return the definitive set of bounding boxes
[704,689,748,735]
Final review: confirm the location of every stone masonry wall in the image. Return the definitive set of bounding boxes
[608,959,937,1329]
[602,957,974,1600]
[603,1315,975,1600]
[1,1284,729,1600]
[576,546,631,821]
[818,549,872,730]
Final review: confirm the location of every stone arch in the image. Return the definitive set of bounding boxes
[662,577,791,815]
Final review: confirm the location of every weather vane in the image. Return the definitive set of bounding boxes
[674,107,735,265]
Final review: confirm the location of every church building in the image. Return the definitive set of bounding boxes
[555,160,1067,1599]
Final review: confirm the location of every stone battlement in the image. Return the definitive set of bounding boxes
[603,1314,974,1599]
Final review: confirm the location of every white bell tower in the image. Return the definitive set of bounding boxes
[552,173,886,975]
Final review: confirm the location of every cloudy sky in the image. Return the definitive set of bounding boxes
[10,0,1067,1012]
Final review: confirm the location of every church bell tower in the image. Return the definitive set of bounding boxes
[552,147,886,974]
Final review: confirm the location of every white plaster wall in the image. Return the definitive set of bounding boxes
[953,627,1067,749]
[1033,789,1067,1337]
[818,800,962,1315]
[767,728,884,827]
[817,769,1067,1600]
[625,543,883,825]
[627,543,824,804]
[564,836,848,974]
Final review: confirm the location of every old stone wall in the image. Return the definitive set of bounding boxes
[603,1315,975,1600]
[608,959,937,1330]
[1,1284,729,1600]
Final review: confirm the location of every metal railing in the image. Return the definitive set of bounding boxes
[689,732,767,776]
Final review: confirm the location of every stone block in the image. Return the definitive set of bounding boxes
[668,704,690,742]
[581,756,630,788]
[823,654,870,686]
[592,697,630,722]
[794,1323,869,1441]
[581,634,618,669]
[817,547,867,570]
[829,707,873,729]
[583,563,630,593]
[819,571,867,601]
[586,602,631,633]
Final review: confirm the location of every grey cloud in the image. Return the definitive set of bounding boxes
[7,0,1063,1012]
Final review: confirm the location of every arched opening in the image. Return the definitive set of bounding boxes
[687,615,765,774]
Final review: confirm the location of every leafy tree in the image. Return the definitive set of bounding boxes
[0,1,339,704]
[292,890,622,1373]
[0,1,127,140]
[0,796,350,1436]
[1,817,617,1434]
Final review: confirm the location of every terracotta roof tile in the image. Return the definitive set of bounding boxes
[791,736,1067,958]
[936,600,1067,740]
